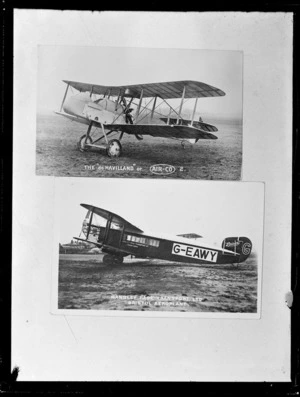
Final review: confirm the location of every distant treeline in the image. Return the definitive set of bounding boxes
[59,241,100,255]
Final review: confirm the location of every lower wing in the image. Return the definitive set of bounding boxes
[54,111,89,125]
[159,118,218,132]
[104,123,218,140]
[74,237,133,256]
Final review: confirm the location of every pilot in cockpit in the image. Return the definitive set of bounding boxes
[122,97,134,124]
[125,108,134,124]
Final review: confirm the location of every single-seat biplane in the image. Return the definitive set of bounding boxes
[55,80,225,157]
[73,204,253,266]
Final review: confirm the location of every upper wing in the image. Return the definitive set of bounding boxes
[105,124,218,140]
[63,80,225,99]
[80,204,143,233]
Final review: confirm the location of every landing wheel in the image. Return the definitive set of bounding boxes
[181,140,186,149]
[113,256,124,265]
[78,134,92,152]
[106,139,122,158]
[102,254,123,265]
[103,254,114,265]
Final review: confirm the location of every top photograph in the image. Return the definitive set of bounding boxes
[36,47,243,179]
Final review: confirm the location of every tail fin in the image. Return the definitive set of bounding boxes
[222,237,252,263]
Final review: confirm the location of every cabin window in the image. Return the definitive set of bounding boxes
[148,238,160,247]
[90,213,106,227]
[124,234,160,247]
[111,216,123,230]
[82,211,106,238]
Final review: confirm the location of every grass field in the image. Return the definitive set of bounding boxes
[58,253,257,313]
[36,112,242,180]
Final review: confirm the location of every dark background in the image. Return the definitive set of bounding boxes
[1,1,299,395]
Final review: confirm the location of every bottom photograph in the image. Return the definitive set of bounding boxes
[52,179,264,317]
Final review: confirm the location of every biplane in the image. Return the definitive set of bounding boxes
[55,79,225,157]
[74,204,253,266]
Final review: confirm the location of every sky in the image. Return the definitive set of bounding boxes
[55,178,264,252]
[37,46,243,118]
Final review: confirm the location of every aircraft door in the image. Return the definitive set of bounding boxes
[104,215,124,248]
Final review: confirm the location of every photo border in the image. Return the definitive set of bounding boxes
[3,4,297,393]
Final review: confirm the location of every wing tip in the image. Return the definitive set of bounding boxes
[80,203,91,209]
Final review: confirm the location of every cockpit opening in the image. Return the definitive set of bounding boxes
[81,210,125,245]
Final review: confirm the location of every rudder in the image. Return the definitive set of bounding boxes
[222,237,252,263]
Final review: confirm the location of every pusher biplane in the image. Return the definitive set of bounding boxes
[55,80,225,157]
[74,204,252,266]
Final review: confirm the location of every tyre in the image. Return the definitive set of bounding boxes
[102,254,114,265]
[78,135,92,152]
[102,254,123,265]
[106,139,122,158]
[113,256,124,265]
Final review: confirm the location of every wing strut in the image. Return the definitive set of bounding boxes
[90,85,94,98]
[135,88,144,120]
[60,83,69,112]
[115,89,121,110]
[103,213,112,245]
[191,97,198,126]
[167,107,172,125]
[87,208,94,239]
[177,85,186,125]
[150,96,157,120]
[160,97,183,122]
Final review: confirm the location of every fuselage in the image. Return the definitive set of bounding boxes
[63,93,126,125]
[86,225,242,265]
[77,205,252,265]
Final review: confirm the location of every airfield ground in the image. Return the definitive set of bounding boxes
[36,112,242,180]
[58,253,258,313]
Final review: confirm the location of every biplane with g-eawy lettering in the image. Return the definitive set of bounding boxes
[55,80,225,157]
[74,204,253,266]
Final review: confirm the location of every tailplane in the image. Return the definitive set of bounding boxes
[222,237,252,263]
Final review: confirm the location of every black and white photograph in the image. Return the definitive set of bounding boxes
[37,46,243,180]
[53,179,264,316]
[13,10,292,382]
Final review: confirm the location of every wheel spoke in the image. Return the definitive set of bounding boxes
[106,139,122,158]
[78,134,92,152]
